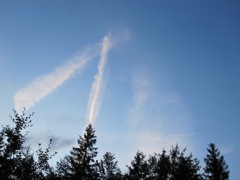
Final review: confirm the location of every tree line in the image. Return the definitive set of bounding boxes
[0,110,229,179]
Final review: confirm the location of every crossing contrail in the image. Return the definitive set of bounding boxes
[86,35,111,125]
[14,47,99,113]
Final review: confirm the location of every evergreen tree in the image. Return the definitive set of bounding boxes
[147,153,158,179]
[147,150,171,179]
[157,149,171,179]
[125,151,149,179]
[13,147,39,180]
[56,156,72,179]
[66,124,98,179]
[204,143,229,180]
[0,109,232,180]
[169,145,202,180]
[98,152,121,180]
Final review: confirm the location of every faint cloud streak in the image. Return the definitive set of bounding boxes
[129,70,150,124]
[127,67,193,156]
[220,145,234,155]
[25,131,75,151]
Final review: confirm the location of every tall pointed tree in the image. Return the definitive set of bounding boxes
[98,152,121,180]
[204,143,229,180]
[67,124,98,179]
[147,150,171,179]
[169,145,202,180]
[157,149,171,179]
[125,151,149,179]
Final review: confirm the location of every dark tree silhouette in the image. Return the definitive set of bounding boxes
[98,152,121,180]
[147,153,158,179]
[59,124,98,179]
[0,109,38,179]
[56,156,72,179]
[204,143,229,180]
[148,150,171,179]
[0,109,231,180]
[36,139,58,179]
[0,109,57,180]
[125,151,149,179]
[169,145,202,180]
[157,149,171,179]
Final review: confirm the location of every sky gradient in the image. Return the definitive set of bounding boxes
[0,1,240,179]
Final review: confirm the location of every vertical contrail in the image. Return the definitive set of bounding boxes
[86,35,111,125]
[14,47,99,113]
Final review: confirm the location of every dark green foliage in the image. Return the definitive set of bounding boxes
[0,109,37,179]
[204,143,229,180]
[60,124,99,179]
[169,145,202,180]
[147,150,171,179]
[0,109,57,180]
[125,146,202,180]
[125,151,149,179]
[55,156,72,179]
[36,139,58,179]
[98,152,121,180]
[13,147,39,180]
[0,109,231,180]
[157,150,171,179]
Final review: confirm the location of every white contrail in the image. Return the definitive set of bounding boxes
[14,47,99,113]
[86,35,111,125]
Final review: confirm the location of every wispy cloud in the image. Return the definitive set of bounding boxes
[14,46,99,113]
[127,67,193,156]
[25,133,75,150]
[129,69,150,124]
[220,145,234,155]
[86,35,111,125]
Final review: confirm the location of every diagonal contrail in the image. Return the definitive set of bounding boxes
[86,35,111,125]
[14,47,99,113]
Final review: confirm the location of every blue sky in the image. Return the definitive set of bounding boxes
[0,0,240,178]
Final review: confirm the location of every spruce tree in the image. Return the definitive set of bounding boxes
[204,143,229,180]
[147,150,171,179]
[169,145,202,180]
[67,124,98,179]
[98,152,121,180]
[157,149,171,179]
[147,153,158,179]
[125,151,149,179]
[56,156,72,179]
